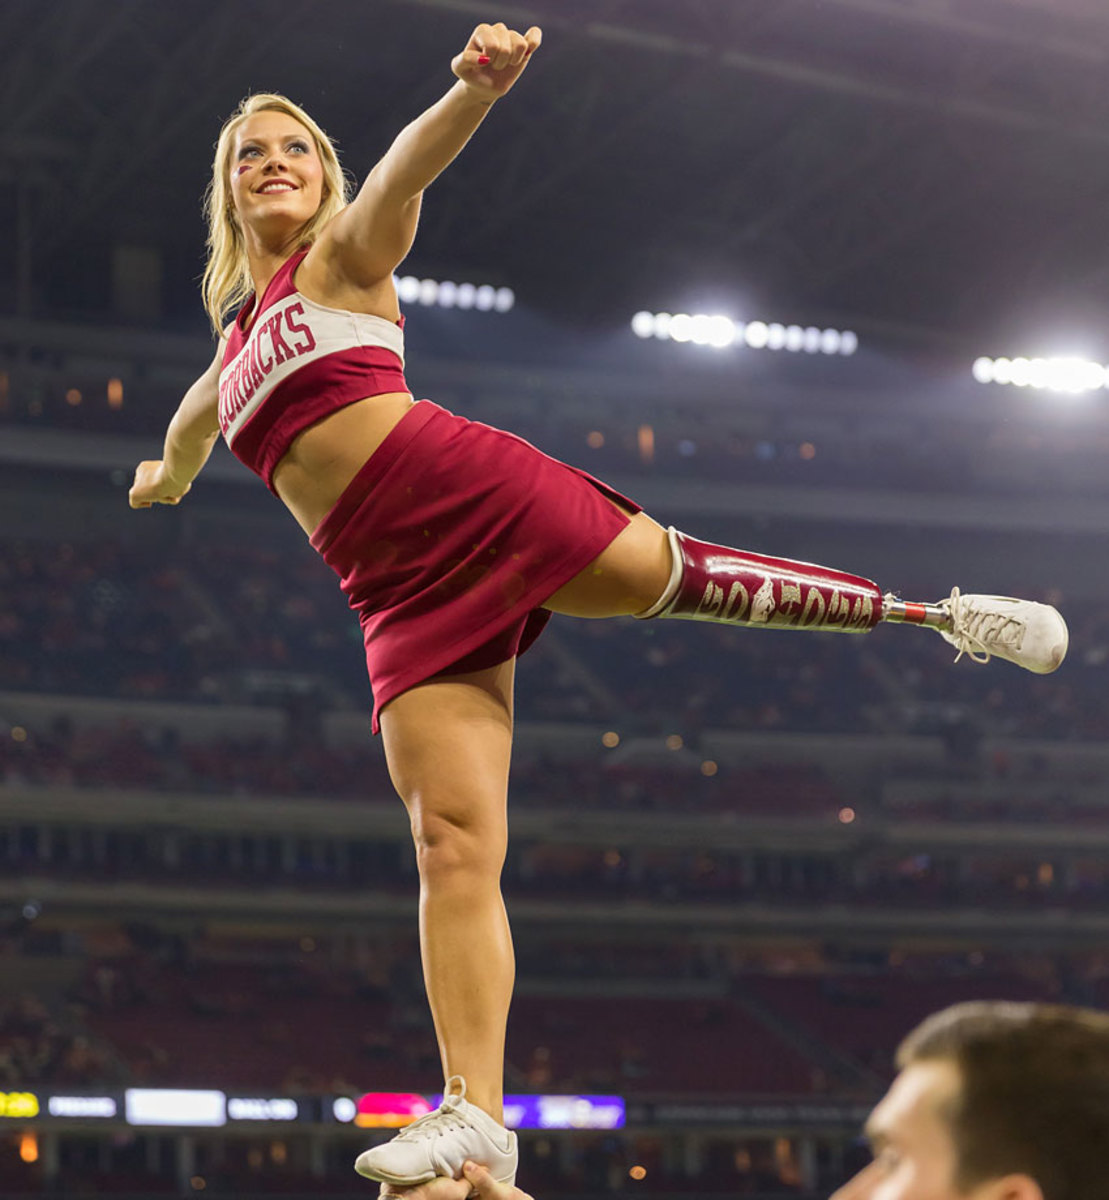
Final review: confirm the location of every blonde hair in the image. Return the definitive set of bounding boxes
[201,93,351,336]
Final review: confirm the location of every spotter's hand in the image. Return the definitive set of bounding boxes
[378,1161,534,1200]
[452,22,542,101]
[129,460,190,509]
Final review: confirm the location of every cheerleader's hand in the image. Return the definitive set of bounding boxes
[129,460,191,508]
[452,23,542,101]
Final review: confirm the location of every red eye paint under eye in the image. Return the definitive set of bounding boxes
[235,162,251,176]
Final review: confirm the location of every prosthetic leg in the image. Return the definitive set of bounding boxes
[637,528,1068,674]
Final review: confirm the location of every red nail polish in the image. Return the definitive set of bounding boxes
[478,54,490,64]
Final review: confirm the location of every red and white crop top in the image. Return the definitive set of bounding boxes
[218,248,409,490]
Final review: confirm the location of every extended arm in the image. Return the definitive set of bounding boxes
[129,339,223,508]
[324,22,542,285]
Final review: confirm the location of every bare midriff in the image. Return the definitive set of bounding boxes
[272,391,416,536]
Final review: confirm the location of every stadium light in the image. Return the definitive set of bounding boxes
[972,355,1108,395]
[632,311,857,356]
[744,320,768,349]
[394,276,514,313]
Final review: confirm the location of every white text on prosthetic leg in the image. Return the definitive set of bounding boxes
[636,527,883,634]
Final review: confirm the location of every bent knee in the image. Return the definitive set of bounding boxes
[408,804,507,878]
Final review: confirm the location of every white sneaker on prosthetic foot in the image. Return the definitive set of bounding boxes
[936,588,1068,674]
[354,1076,518,1188]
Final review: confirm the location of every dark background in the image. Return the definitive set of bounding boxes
[6,0,1109,353]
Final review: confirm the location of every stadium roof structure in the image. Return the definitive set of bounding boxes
[4,0,1109,352]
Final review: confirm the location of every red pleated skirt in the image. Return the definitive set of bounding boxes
[309,400,641,732]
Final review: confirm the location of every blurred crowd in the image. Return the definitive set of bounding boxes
[2,785,1107,914]
[2,535,1105,739]
[2,923,1106,1096]
[5,364,1109,503]
[0,991,118,1088]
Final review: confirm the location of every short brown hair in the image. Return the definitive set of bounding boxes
[897,1001,1109,1200]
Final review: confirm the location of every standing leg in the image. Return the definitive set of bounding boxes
[355,660,520,1188]
[382,660,515,1120]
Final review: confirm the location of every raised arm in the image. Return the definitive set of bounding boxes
[129,338,224,509]
[323,22,542,287]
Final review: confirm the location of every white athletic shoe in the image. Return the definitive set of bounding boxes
[354,1076,518,1188]
[937,588,1068,674]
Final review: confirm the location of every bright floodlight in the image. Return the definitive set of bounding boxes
[696,315,720,345]
[744,321,769,349]
[630,311,857,356]
[972,355,1109,395]
[972,356,994,384]
[1051,357,1106,393]
[1009,357,1032,387]
[669,313,694,343]
[688,314,713,345]
[651,312,735,347]
[631,311,654,339]
[393,275,513,313]
[707,315,737,348]
[1027,359,1049,390]
[396,275,421,304]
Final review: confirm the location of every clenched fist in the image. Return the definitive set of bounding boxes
[452,22,542,101]
[129,460,191,508]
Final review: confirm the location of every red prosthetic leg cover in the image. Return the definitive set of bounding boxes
[641,528,883,633]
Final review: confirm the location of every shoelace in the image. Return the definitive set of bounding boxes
[945,587,1025,665]
[393,1076,468,1143]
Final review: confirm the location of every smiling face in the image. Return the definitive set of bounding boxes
[831,1061,967,1200]
[228,110,325,239]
